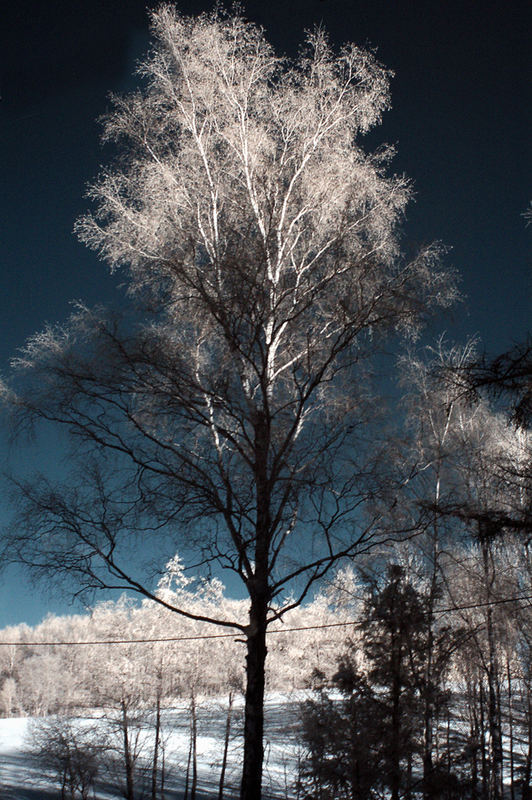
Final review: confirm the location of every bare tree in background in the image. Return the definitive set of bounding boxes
[400,339,477,798]
[29,716,101,800]
[450,337,532,430]
[1,7,456,798]
[442,205,532,431]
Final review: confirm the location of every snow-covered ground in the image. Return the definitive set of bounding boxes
[0,693,304,799]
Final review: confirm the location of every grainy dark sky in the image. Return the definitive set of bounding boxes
[0,0,530,626]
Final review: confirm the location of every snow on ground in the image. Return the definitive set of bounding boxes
[0,693,306,799]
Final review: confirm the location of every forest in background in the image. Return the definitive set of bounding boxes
[0,526,530,799]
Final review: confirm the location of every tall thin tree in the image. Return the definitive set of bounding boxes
[2,7,455,797]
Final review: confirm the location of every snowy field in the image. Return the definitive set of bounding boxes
[0,693,303,799]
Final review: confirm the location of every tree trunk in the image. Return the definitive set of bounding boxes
[161,743,166,800]
[480,679,489,800]
[486,653,502,800]
[390,641,402,800]
[406,750,413,800]
[422,665,434,799]
[151,691,161,800]
[121,700,135,800]
[522,681,532,800]
[471,730,479,800]
[184,724,191,800]
[469,681,479,800]
[218,690,234,800]
[480,535,503,800]
[191,690,197,800]
[423,568,438,800]
[506,656,515,800]
[61,766,67,800]
[423,516,441,800]
[241,598,268,800]
[241,410,271,800]
[446,708,452,781]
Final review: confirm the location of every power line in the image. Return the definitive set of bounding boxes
[0,592,530,647]
[433,591,532,615]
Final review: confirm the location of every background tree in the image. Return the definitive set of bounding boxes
[299,659,383,800]
[400,339,477,797]
[1,6,455,798]
[445,200,531,431]
[458,338,532,430]
[362,565,429,800]
[28,716,101,800]
[299,564,460,800]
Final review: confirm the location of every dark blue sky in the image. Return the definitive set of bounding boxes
[0,0,530,627]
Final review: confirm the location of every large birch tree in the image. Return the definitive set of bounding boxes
[2,7,456,798]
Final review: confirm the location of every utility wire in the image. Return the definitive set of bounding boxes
[0,592,530,647]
